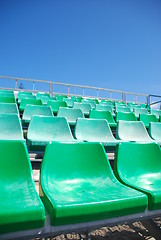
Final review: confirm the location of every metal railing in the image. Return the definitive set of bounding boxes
[0,75,149,103]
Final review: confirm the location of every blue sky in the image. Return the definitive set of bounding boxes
[0,0,161,97]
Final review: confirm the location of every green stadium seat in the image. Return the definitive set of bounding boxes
[140,103,147,108]
[71,96,83,102]
[82,99,96,109]
[114,142,161,210]
[0,89,14,94]
[47,100,67,115]
[40,141,147,226]
[27,116,75,151]
[90,109,117,129]
[64,98,76,108]
[36,92,50,98]
[75,118,121,150]
[116,112,137,122]
[0,103,19,115]
[17,91,33,98]
[139,113,158,129]
[150,109,161,119]
[18,94,36,104]
[57,107,84,126]
[22,105,53,127]
[73,102,92,117]
[0,95,16,103]
[149,122,161,145]
[0,114,24,141]
[116,120,153,142]
[0,141,45,233]
[19,98,42,113]
[55,94,68,101]
[133,107,149,118]
[115,105,131,113]
[96,104,115,116]
[36,95,51,105]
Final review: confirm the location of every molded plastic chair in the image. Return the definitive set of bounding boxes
[150,109,161,119]
[115,106,131,113]
[0,95,16,103]
[64,98,76,108]
[18,94,35,104]
[114,142,161,210]
[116,120,153,142]
[0,114,24,141]
[149,122,161,145]
[0,140,45,233]
[27,116,75,151]
[19,98,42,113]
[139,113,158,128]
[36,92,50,98]
[47,100,67,115]
[40,141,147,226]
[96,105,115,116]
[75,118,121,150]
[0,89,14,94]
[22,105,53,127]
[57,107,84,126]
[116,112,137,122]
[73,102,92,117]
[82,99,96,109]
[90,109,117,129]
[0,103,19,115]
[133,107,149,118]
[71,96,83,102]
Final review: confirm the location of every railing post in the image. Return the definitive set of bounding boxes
[83,87,84,97]
[33,81,35,92]
[49,83,51,95]
[15,79,17,89]
[147,95,150,105]
[68,85,70,95]
[52,83,54,97]
[97,89,98,98]
[110,91,112,99]
[136,95,138,103]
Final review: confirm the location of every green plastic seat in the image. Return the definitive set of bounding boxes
[55,94,68,101]
[57,107,84,126]
[75,118,121,150]
[114,142,161,211]
[0,140,45,233]
[150,109,161,119]
[116,120,153,142]
[0,114,24,141]
[40,141,147,226]
[71,96,83,102]
[149,122,161,145]
[22,105,53,127]
[0,103,19,115]
[19,98,42,113]
[27,116,75,151]
[96,104,115,116]
[47,100,67,115]
[64,98,76,108]
[17,91,33,98]
[0,95,16,103]
[140,103,147,108]
[116,112,137,122]
[0,89,14,94]
[36,92,50,98]
[139,113,158,128]
[133,107,149,118]
[36,95,51,105]
[90,109,117,129]
[18,93,35,104]
[115,105,131,113]
[82,99,96,109]
[73,102,92,117]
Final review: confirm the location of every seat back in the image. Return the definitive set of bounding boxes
[116,120,152,141]
[57,107,84,124]
[75,118,116,142]
[0,114,24,140]
[90,109,116,124]
[115,106,131,113]
[150,109,161,119]
[47,100,67,114]
[73,102,92,115]
[23,105,53,121]
[149,122,161,141]
[27,116,74,141]
[116,112,137,122]
[139,113,158,128]
[19,98,42,112]
[0,103,19,114]
[0,95,16,103]
[133,108,149,118]
[96,104,113,112]
[18,94,36,104]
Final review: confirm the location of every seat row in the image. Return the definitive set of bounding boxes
[1,140,161,238]
[0,113,161,152]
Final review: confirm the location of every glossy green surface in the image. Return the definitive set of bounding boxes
[19,98,42,112]
[47,100,67,115]
[133,107,149,118]
[17,91,33,98]
[75,118,120,149]
[40,142,147,226]
[0,141,45,233]
[57,107,84,126]
[36,95,51,105]
[0,96,16,103]
[139,113,158,128]
[71,96,83,102]
[114,142,161,210]
[0,114,24,140]
[115,106,131,113]
[0,89,14,94]
[36,92,50,98]
[116,120,153,142]
[27,116,75,151]
[0,103,19,114]
[89,109,117,128]
[64,98,76,108]
[73,102,92,117]
[22,105,53,126]
[96,105,115,116]
[149,122,161,144]
[116,112,137,122]
[150,109,161,119]
[82,99,96,109]
[18,94,36,104]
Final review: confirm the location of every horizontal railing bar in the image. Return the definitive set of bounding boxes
[150,100,161,106]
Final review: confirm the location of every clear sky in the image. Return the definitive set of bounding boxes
[0,0,161,96]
